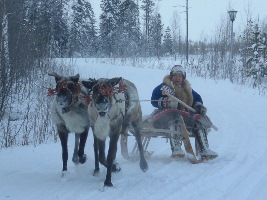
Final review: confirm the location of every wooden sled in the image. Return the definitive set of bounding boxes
[120,108,218,164]
[121,92,218,164]
[121,109,199,164]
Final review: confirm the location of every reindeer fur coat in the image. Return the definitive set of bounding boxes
[151,75,202,109]
[51,98,89,134]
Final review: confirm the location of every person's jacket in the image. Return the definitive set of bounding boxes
[151,75,203,109]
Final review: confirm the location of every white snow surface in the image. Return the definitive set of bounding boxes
[1,59,267,200]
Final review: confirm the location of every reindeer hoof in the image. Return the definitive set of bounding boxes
[72,156,79,164]
[112,163,121,172]
[93,169,100,176]
[140,160,148,172]
[104,181,113,187]
[79,154,87,164]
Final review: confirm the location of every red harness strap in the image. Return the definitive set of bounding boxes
[47,87,58,96]
[114,79,127,93]
[47,81,92,105]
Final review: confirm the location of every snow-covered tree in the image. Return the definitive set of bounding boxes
[69,0,97,57]
[150,13,163,57]
[51,0,69,57]
[117,0,141,57]
[140,0,155,56]
[163,26,173,55]
[27,0,69,58]
[99,0,120,57]
[242,22,267,88]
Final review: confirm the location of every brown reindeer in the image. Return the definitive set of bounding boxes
[82,77,148,187]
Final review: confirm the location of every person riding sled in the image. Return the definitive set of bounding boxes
[150,65,218,159]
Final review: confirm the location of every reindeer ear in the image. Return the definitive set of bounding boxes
[71,74,80,82]
[108,77,122,87]
[48,72,61,82]
[81,80,96,90]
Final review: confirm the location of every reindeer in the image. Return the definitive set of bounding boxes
[82,77,148,187]
[48,72,90,176]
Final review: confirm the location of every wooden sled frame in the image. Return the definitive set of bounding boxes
[120,109,204,164]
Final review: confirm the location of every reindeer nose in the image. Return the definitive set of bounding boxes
[96,103,108,111]
[96,103,109,117]
[99,112,106,117]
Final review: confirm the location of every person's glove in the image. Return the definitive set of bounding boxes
[168,97,178,108]
[194,102,207,114]
[161,88,172,96]
[161,89,178,109]
[160,97,178,108]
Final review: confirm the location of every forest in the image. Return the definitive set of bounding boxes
[0,0,266,148]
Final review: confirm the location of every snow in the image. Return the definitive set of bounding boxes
[1,58,267,200]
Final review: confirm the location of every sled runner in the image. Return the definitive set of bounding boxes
[120,107,218,164]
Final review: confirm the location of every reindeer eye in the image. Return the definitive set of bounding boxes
[67,83,75,91]
[93,86,99,93]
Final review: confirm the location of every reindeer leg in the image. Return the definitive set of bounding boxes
[97,137,120,172]
[78,127,89,164]
[72,134,79,164]
[98,139,106,166]
[93,134,107,175]
[58,124,69,172]
[93,134,100,176]
[104,132,120,187]
[132,122,148,172]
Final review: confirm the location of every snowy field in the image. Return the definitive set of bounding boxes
[1,58,267,200]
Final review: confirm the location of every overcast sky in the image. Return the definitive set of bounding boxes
[90,0,267,41]
[157,0,267,40]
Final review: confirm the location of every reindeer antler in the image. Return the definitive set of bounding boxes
[48,72,62,82]
[71,74,79,80]
[48,72,61,78]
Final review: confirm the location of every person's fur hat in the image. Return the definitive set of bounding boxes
[170,65,186,78]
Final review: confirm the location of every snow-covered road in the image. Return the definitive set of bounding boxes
[1,59,267,200]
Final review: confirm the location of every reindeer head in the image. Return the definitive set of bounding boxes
[48,72,81,113]
[82,77,123,117]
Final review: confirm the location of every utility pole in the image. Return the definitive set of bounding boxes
[228,9,237,82]
[174,0,189,62]
[186,0,188,63]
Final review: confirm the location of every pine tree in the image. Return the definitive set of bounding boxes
[239,19,254,83]
[244,22,267,88]
[140,0,155,56]
[150,13,163,57]
[117,0,141,57]
[163,26,173,55]
[27,0,69,58]
[51,0,69,57]
[69,0,97,57]
[99,0,120,57]
[37,0,53,56]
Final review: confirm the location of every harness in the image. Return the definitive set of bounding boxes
[93,79,128,120]
[48,80,91,111]
[48,78,127,106]
[96,79,126,97]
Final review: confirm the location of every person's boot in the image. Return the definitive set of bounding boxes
[170,136,185,157]
[169,121,185,158]
[196,127,218,159]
